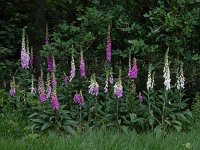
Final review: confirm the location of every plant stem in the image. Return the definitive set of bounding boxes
[117,100,119,122]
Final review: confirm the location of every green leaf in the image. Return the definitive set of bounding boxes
[41,122,52,131]
[64,126,77,135]
[30,119,45,124]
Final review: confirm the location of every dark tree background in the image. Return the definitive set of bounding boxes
[0,0,200,95]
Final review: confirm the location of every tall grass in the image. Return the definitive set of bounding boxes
[0,127,200,150]
[0,112,200,150]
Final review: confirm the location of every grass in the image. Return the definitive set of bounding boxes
[1,113,200,150]
[0,127,200,150]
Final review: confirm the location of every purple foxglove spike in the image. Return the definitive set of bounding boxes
[40,91,46,103]
[128,57,138,79]
[10,87,15,97]
[106,26,112,63]
[51,90,59,110]
[80,51,86,79]
[62,73,68,86]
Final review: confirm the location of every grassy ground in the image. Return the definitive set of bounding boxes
[0,113,200,150]
[1,128,200,150]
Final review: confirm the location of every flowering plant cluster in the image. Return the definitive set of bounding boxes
[15,27,187,115]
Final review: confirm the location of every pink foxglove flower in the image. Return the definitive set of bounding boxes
[47,55,56,72]
[88,73,99,96]
[69,55,75,82]
[80,51,86,79]
[104,71,109,93]
[46,73,52,99]
[128,58,138,79]
[114,70,123,99]
[62,73,68,86]
[21,28,28,69]
[51,89,59,110]
[40,92,46,103]
[109,68,113,84]
[38,69,47,103]
[73,90,84,106]
[31,75,36,95]
[30,46,33,68]
[138,92,144,103]
[51,72,57,88]
[10,77,15,97]
[25,36,30,69]
[106,25,112,63]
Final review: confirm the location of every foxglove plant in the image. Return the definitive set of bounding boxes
[88,73,99,96]
[10,77,15,97]
[31,75,36,95]
[163,49,171,91]
[147,65,155,91]
[69,54,75,82]
[106,25,112,63]
[51,89,59,110]
[80,51,86,79]
[38,69,46,103]
[45,23,49,45]
[138,92,144,103]
[30,46,33,68]
[176,62,185,90]
[21,28,28,69]
[128,57,138,79]
[109,68,113,84]
[104,71,109,93]
[46,73,52,99]
[51,72,57,88]
[62,72,68,86]
[114,69,123,99]
[47,55,56,72]
[26,36,30,69]
[73,90,84,106]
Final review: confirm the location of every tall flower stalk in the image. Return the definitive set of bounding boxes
[106,25,112,63]
[163,49,171,91]
[26,35,30,69]
[128,57,138,79]
[38,68,46,103]
[51,88,59,110]
[51,72,57,88]
[104,71,109,93]
[73,90,84,106]
[176,62,185,90]
[45,23,49,45]
[109,67,113,84]
[46,73,52,99]
[10,76,15,97]
[88,73,99,96]
[50,71,59,110]
[30,46,33,68]
[69,53,76,82]
[80,50,86,79]
[31,75,36,95]
[21,28,28,69]
[147,65,155,91]
[62,72,68,86]
[47,55,56,72]
[114,69,123,99]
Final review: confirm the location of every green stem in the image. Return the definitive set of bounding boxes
[79,106,82,134]
[117,100,119,122]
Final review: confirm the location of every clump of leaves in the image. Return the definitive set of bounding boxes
[29,105,77,135]
[191,92,200,123]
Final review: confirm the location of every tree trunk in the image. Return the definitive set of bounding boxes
[30,0,46,77]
